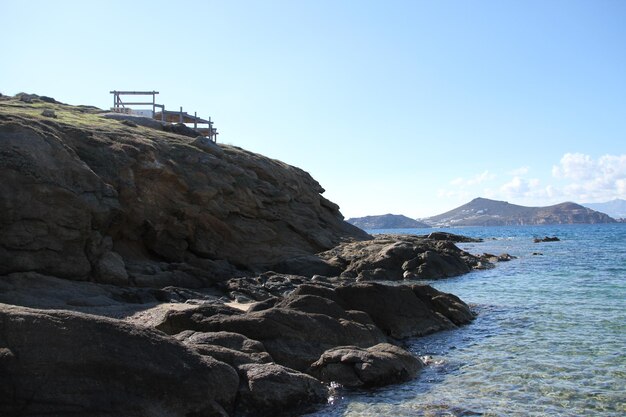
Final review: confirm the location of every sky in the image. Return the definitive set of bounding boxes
[2,0,625,218]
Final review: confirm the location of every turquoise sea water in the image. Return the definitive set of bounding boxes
[305,224,626,417]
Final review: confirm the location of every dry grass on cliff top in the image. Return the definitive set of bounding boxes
[0,94,198,147]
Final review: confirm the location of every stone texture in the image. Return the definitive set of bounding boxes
[318,234,485,281]
[293,282,475,338]
[0,304,239,417]
[0,97,368,286]
[309,343,423,387]
[236,363,328,417]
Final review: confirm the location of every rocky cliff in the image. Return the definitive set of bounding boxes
[425,197,616,227]
[0,94,368,287]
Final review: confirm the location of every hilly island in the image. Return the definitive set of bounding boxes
[347,198,615,230]
[0,94,507,417]
[424,197,616,227]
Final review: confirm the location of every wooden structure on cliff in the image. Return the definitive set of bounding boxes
[110,90,218,142]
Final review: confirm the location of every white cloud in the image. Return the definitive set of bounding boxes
[552,153,595,180]
[552,153,626,201]
[435,153,625,210]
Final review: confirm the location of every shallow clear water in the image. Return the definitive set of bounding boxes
[304,224,626,417]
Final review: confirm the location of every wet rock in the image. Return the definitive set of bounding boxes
[411,285,475,326]
[309,343,423,387]
[534,236,560,243]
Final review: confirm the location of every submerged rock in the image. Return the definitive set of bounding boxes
[534,236,560,243]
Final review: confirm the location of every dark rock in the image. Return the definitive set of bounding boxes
[155,303,243,334]
[156,302,387,372]
[178,331,274,367]
[534,236,560,243]
[175,330,328,416]
[39,95,57,103]
[479,252,516,263]
[121,119,137,127]
[162,122,203,138]
[101,112,165,130]
[309,343,423,387]
[334,283,465,338]
[223,272,330,302]
[2,98,369,287]
[411,284,475,326]
[236,363,328,417]
[94,251,129,285]
[40,109,57,118]
[271,254,342,277]
[192,135,223,154]
[319,235,484,281]
[246,297,279,312]
[424,231,483,242]
[0,304,239,417]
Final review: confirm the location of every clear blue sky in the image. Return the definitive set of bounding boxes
[3,0,625,218]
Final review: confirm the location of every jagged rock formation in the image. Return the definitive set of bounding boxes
[425,197,616,226]
[347,214,430,229]
[0,95,368,288]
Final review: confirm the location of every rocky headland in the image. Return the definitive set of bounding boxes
[0,94,506,417]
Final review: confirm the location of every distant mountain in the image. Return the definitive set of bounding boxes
[424,197,616,227]
[582,199,626,219]
[347,214,430,229]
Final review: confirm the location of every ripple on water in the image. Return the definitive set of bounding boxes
[305,224,626,417]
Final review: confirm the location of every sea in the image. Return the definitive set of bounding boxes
[304,223,625,417]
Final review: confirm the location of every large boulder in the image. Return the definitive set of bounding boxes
[156,300,387,372]
[176,331,329,417]
[293,282,474,338]
[0,304,239,417]
[236,363,328,417]
[309,343,423,387]
[319,235,483,281]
